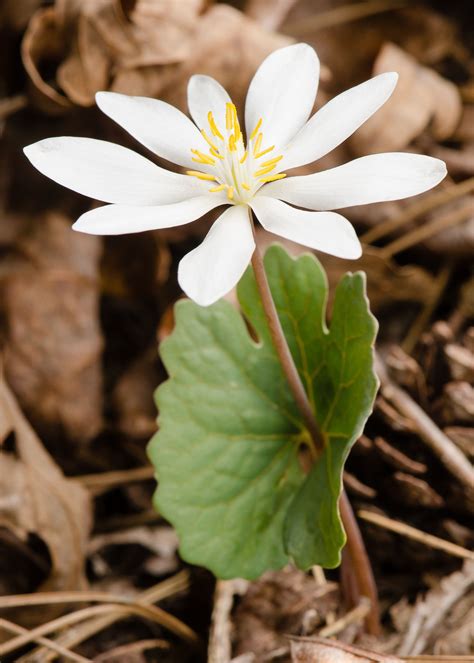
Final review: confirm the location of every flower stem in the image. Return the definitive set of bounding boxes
[250,233,325,455]
[249,212,380,635]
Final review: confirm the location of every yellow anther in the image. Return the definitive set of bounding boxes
[232,105,241,141]
[186,170,217,181]
[260,155,283,167]
[253,133,262,157]
[229,135,237,152]
[209,183,226,192]
[201,129,218,151]
[255,145,275,159]
[227,186,234,200]
[250,118,262,141]
[208,111,224,139]
[259,173,287,184]
[210,146,224,160]
[225,103,233,131]
[192,157,212,166]
[240,150,248,164]
[241,183,250,191]
[254,164,276,177]
[191,149,215,165]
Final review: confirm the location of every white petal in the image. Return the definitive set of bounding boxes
[281,72,398,170]
[178,205,255,306]
[263,153,447,210]
[250,197,361,259]
[245,43,319,150]
[24,137,209,205]
[73,195,228,235]
[187,75,232,134]
[96,92,209,170]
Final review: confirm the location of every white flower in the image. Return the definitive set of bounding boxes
[24,43,446,306]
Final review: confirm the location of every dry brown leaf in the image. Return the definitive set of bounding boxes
[290,636,401,663]
[112,348,159,439]
[21,0,289,115]
[233,568,339,659]
[1,211,103,443]
[397,560,474,655]
[350,42,462,154]
[283,5,459,93]
[0,0,42,30]
[22,0,206,110]
[434,606,474,655]
[0,369,91,608]
[58,0,204,106]
[244,0,300,32]
[21,7,74,114]
[138,4,291,113]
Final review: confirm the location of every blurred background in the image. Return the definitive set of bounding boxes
[0,1,473,661]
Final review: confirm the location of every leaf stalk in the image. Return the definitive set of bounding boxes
[248,210,380,635]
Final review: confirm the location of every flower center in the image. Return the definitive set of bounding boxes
[186,103,286,204]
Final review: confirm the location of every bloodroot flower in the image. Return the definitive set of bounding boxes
[25,43,446,306]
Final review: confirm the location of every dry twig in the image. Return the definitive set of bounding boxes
[0,617,91,663]
[361,177,474,244]
[319,597,371,638]
[358,510,474,561]
[376,355,474,488]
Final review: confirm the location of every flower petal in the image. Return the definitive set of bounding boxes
[24,137,209,205]
[96,91,209,170]
[245,43,319,150]
[281,72,398,170]
[263,153,447,210]
[187,75,232,134]
[73,195,228,235]
[178,205,255,306]
[250,197,361,259]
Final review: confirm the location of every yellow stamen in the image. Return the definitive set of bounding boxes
[260,155,283,167]
[254,164,277,177]
[191,149,215,165]
[225,103,233,131]
[229,135,237,152]
[250,118,262,141]
[201,129,218,151]
[253,133,262,157]
[240,150,248,164]
[210,146,224,160]
[208,111,224,139]
[227,186,234,200]
[255,145,275,159]
[259,173,287,184]
[232,105,241,141]
[186,170,217,181]
[241,183,250,191]
[209,184,226,192]
[192,157,212,165]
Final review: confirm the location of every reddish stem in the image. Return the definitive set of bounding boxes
[249,213,380,635]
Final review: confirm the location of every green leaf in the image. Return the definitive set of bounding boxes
[149,245,378,579]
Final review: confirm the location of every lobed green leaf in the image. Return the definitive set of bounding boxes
[149,245,378,578]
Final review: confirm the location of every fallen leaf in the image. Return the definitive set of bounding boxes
[290,635,401,662]
[21,6,74,114]
[1,211,104,443]
[0,0,42,30]
[244,0,302,33]
[0,368,91,613]
[144,4,290,113]
[22,0,205,110]
[112,348,159,439]
[349,42,462,154]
